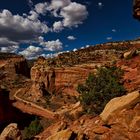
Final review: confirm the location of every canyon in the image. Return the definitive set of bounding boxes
[0,1,140,139]
[1,39,140,140]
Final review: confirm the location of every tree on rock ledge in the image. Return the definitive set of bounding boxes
[77,66,126,115]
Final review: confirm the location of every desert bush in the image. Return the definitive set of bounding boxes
[77,66,126,115]
[23,117,43,139]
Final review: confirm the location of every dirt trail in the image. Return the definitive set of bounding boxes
[13,89,56,119]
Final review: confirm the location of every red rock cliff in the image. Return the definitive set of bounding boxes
[31,62,100,96]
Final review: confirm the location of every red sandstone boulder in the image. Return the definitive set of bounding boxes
[0,123,21,140]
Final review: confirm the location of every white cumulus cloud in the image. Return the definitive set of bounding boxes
[0,0,88,57]
[19,45,42,58]
[53,21,64,32]
[39,37,63,51]
[73,48,77,52]
[35,2,48,15]
[106,37,112,40]
[0,9,49,48]
[1,45,19,53]
[67,35,76,40]
[112,29,116,32]
[60,2,88,27]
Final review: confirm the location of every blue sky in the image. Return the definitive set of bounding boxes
[0,0,140,59]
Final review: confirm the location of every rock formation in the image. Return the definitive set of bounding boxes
[31,63,97,96]
[1,35,140,140]
[0,123,21,140]
[37,90,140,140]
[117,55,140,91]
[0,1,140,140]
[100,90,140,122]
[134,0,140,19]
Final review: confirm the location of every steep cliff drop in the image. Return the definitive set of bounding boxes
[0,54,34,133]
[0,87,35,133]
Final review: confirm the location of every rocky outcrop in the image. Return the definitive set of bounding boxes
[0,123,21,140]
[0,55,30,95]
[117,55,140,91]
[100,90,140,122]
[36,89,140,140]
[28,81,48,102]
[0,55,30,77]
[35,120,68,139]
[123,48,137,59]
[134,0,140,19]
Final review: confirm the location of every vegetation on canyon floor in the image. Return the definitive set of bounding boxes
[77,66,126,115]
[23,117,43,140]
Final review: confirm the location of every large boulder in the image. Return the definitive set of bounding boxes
[100,90,140,122]
[0,123,21,140]
[123,49,137,59]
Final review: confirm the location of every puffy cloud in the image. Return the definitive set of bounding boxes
[98,2,103,6]
[19,45,42,58]
[81,46,85,49]
[27,0,33,8]
[67,35,76,40]
[39,37,63,51]
[41,53,58,58]
[0,9,49,48]
[35,2,48,15]
[50,0,71,10]
[1,45,19,53]
[98,2,104,9]
[0,0,88,57]
[60,2,88,27]
[0,37,18,47]
[49,1,88,29]
[48,0,70,17]
[73,48,77,52]
[0,10,49,50]
[85,45,90,48]
[27,10,39,21]
[53,21,64,32]
[112,29,116,32]
[106,37,112,40]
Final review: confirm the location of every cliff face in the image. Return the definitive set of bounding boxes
[0,55,30,78]
[117,55,140,92]
[31,62,101,96]
[0,55,30,96]
[0,54,33,131]
[0,87,34,133]
[30,40,140,97]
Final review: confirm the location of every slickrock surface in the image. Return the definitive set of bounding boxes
[100,90,140,122]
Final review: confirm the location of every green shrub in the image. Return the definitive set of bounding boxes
[77,66,126,115]
[23,117,43,139]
